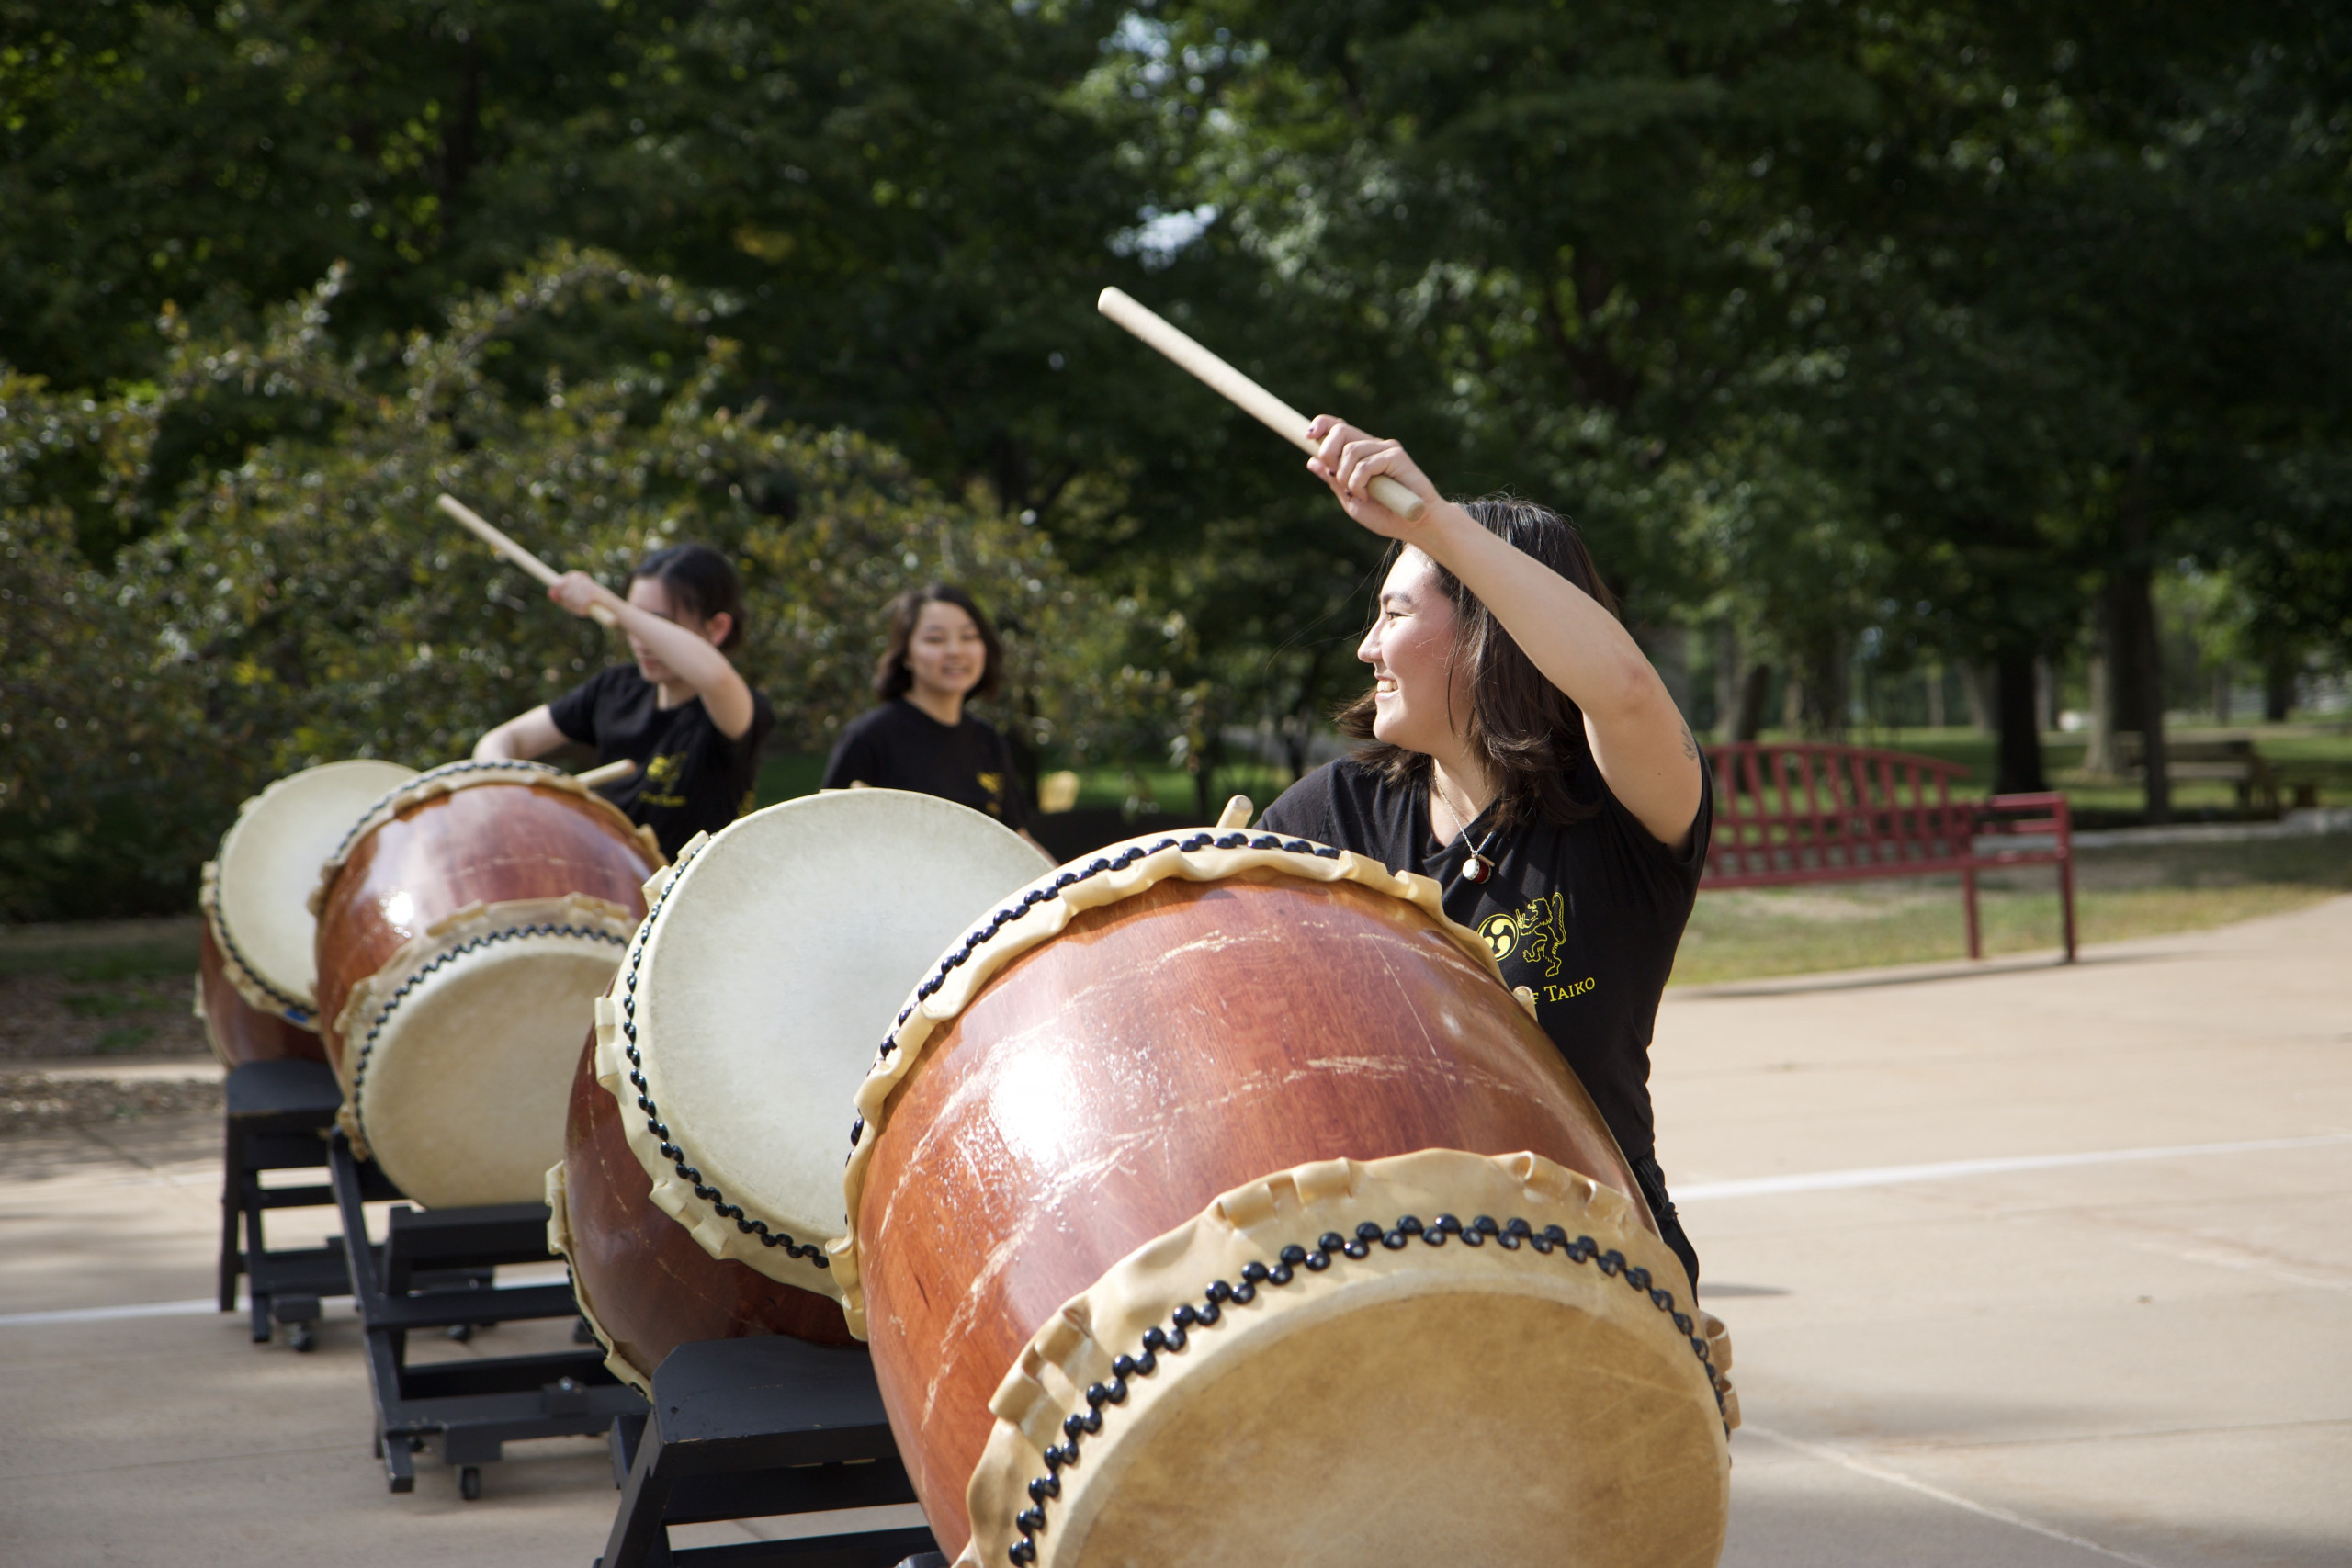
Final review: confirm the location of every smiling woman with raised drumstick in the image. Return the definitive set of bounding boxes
[1256,417,1714,1297]
[473,543,774,858]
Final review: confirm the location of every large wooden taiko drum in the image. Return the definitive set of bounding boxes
[197,759,418,1064]
[312,760,662,1209]
[839,829,1736,1568]
[548,789,1052,1393]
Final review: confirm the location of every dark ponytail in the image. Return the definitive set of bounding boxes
[632,543,747,651]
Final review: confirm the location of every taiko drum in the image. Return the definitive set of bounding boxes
[548,790,1052,1393]
[842,831,1733,1568]
[311,760,661,1209]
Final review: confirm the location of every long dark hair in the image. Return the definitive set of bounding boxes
[633,543,747,651]
[1336,497,1619,829]
[873,582,1004,701]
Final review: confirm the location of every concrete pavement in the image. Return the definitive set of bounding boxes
[1,896,2346,1564]
[1658,893,2352,1566]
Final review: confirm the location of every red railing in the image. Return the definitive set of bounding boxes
[1702,742,2076,963]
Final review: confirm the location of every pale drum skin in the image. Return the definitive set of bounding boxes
[197,920,324,1066]
[560,1028,862,1380]
[311,781,659,1075]
[854,869,1652,1554]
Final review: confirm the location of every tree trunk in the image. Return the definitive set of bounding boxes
[2264,660,2296,722]
[2213,669,2233,725]
[1962,664,1996,734]
[1713,623,1741,744]
[1994,651,2048,795]
[1925,662,1946,728]
[2108,542,2170,824]
[1781,671,1805,736]
[1733,663,1771,742]
[2083,648,2118,777]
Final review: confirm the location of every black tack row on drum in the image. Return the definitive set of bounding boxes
[1005,1211,1728,1567]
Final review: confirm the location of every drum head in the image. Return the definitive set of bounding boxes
[355,919,634,1208]
[214,759,416,1010]
[627,789,1050,1285]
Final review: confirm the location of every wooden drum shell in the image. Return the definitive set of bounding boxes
[853,867,1650,1552]
[196,921,323,1067]
[312,778,657,1072]
[559,1030,860,1392]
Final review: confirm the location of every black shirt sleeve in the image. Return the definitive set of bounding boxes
[546,668,615,747]
[820,715,882,791]
[1258,763,1342,845]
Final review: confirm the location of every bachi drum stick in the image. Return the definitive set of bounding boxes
[1095,287,1427,522]
[436,493,620,626]
[574,758,638,790]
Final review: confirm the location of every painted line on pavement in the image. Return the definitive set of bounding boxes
[0,1297,224,1328]
[0,1262,571,1330]
[1679,1132,2352,1202]
[1743,1423,2165,1566]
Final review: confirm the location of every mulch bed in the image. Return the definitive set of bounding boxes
[0,1071,222,1136]
[0,972,212,1063]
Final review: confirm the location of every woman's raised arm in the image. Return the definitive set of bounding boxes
[1306,417,1702,848]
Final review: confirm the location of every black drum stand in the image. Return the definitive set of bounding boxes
[597,1336,940,1568]
[327,1129,647,1498]
[219,1058,407,1349]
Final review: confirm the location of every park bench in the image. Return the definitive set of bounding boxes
[1702,741,2076,963]
[2114,734,2280,814]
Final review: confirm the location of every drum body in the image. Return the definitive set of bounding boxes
[842,832,1733,1568]
[548,790,1053,1393]
[195,921,321,1066]
[314,761,662,1209]
[198,758,418,1059]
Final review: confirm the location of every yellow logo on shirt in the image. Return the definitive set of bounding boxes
[977,772,1005,815]
[640,750,687,808]
[1480,893,1571,979]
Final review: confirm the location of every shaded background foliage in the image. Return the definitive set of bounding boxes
[2,251,1148,918]
[5,0,2351,917]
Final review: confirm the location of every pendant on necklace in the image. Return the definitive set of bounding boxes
[1463,853,1492,884]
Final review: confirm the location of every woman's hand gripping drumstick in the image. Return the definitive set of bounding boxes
[436,493,620,627]
[1095,288,1427,523]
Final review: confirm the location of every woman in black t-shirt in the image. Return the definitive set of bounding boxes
[1257,418,1713,1296]
[821,583,1045,852]
[473,543,775,859]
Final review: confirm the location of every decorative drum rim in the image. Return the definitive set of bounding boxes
[199,857,308,1024]
[545,1156,661,1393]
[831,826,1531,1336]
[331,892,639,1162]
[592,789,1051,1302]
[203,757,420,1021]
[311,757,660,915]
[962,1145,1736,1568]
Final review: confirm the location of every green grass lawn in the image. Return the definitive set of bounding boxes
[1672,831,2352,986]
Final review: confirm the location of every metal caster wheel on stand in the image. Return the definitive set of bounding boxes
[446,1323,473,1343]
[459,1466,482,1501]
[288,1323,316,1353]
[572,1315,596,1345]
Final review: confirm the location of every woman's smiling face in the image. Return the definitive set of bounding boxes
[1357,548,1469,757]
[906,599,988,703]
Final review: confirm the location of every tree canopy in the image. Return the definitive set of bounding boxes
[5,0,2348,912]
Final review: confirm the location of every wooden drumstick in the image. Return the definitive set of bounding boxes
[436,493,620,627]
[1095,288,1428,522]
[575,759,638,790]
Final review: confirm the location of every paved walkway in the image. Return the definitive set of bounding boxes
[1657,894,2352,1567]
[1,897,2346,1564]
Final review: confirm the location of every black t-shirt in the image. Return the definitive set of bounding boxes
[547,665,775,859]
[820,700,1029,830]
[1259,755,1711,1166]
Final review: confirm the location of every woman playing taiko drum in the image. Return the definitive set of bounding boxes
[1259,415,1713,1296]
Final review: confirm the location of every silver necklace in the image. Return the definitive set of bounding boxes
[1430,773,1502,884]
